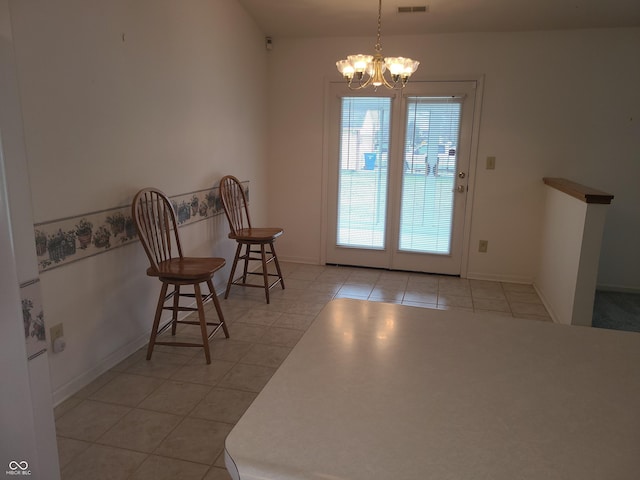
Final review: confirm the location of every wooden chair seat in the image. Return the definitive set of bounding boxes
[148,257,226,280]
[230,228,283,243]
[219,175,285,304]
[132,188,229,364]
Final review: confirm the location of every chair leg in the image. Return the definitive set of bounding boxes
[147,282,169,360]
[225,242,243,299]
[261,243,270,304]
[241,243,251,283]
[207,279,230,338]
[194,283,211,364]
[270,241,285,290]
[171,285,180,335]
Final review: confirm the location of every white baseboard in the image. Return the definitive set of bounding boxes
[595,284,640,294]
[532,283,560,324]
[278,255,320,265]
[52,332,148,406]
[52,284,229,406]
[465,271,534,285]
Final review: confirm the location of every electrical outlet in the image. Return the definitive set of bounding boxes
[478,240,488,253]
[50,323,64,345]
[486,156,496,170]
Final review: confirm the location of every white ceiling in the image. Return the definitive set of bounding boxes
[237,0,640,38]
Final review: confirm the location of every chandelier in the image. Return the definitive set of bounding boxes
[336,0,420,90]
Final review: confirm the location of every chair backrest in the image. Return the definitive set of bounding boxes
[132,188,183,273]
[219,175,251,236]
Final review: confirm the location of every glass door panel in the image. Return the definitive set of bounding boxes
[337,97,391,249]
[399,98,461,254]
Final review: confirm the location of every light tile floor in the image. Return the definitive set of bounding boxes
[54,262,551,479]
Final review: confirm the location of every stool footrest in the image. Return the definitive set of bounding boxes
[231,277,283,290]
[155,319,227,348]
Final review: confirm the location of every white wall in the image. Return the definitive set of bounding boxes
[0,154,40,476]
[1,0,59,476]
[536,187,609,326]
[8,0,269,402]
[266,28,640,289]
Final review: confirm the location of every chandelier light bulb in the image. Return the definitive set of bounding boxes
[384,57,406,76]
[336,59,355,79]
[403,58,420,76]
[347,54,373,73]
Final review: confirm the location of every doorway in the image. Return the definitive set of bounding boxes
[325,80,481,275]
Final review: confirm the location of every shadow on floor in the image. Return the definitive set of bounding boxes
[592,291,640,333]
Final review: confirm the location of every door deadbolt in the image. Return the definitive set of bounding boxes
[458,171,466,179]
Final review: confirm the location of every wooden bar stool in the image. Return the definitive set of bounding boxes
[132,187,229,364]
[219,175,285,304]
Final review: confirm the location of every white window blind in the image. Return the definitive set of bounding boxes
[400,97,462,254]
[337,97,391,249]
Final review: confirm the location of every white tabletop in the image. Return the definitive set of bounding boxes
[225,298,640,480]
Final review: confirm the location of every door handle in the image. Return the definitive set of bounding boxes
[455,185,466,193]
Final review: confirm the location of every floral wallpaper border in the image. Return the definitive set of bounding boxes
[34,182,248,273]
[21,278,46,360]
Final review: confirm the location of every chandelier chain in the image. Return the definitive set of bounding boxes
[375,0,383,53]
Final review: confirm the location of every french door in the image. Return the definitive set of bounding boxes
[326,80,478,275]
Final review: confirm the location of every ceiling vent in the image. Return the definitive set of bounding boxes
[397,5,429,13]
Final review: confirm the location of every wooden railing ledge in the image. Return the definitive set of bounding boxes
[543,177,614,205]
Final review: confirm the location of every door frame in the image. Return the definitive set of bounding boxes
[320,75,485,277]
